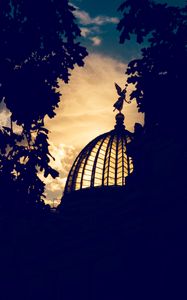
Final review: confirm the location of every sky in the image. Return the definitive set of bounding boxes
[0,0,185,206]
[43,0,185,206]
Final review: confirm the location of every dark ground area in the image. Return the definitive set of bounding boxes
[0,183,187,300]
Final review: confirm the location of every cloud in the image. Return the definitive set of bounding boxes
[73,8,119,26]
[0,100,11,128]
[90,36,102,46]
[0,110,10,128]
[41,142,80,205]
[80,27,91,37]
[92,16,119,26]
[74,7,118,46]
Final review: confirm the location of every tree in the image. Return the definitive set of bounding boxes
[0,0,87,211]
[117,0,187,137]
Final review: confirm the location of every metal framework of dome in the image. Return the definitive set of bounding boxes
[64,113,134,194]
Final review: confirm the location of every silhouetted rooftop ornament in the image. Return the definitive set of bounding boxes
[64,100,134,194]
[113,83,127,113]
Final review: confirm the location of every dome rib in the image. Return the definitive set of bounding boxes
[121,135,125,184]
[102,134,111,186]
[115,134,119,185]
[77,140,95,190]
[80,139,96,189]
[106,133,115,186]
[124,134,129,175]
[91,135,108,188]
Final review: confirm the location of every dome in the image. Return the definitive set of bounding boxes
[64,113,134,194]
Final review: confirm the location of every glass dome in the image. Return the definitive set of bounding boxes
[64,113,134,194]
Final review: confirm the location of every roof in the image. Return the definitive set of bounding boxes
[64,113,134,194]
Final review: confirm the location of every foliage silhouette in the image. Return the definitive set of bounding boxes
[0,0,87,211]
[117,0,187,136]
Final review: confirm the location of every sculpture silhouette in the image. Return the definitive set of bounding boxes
[113,83,126,112]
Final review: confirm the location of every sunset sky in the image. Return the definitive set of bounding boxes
[0,0,185,206]
[44,0,184,206]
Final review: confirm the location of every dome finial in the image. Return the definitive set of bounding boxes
[115,112,125,130]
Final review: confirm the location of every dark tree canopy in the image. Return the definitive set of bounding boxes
[117,0,187,136]
[0,0,87,211]
[0,0,87,125]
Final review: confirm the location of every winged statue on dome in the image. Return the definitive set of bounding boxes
[113,82,129,113]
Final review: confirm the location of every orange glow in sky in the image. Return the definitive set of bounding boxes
[44,53,144,206]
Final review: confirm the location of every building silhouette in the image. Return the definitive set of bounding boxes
[58,110,187,299]
[1,109,186,300]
